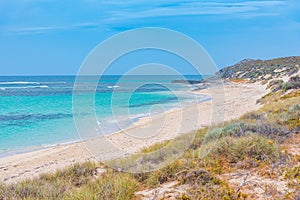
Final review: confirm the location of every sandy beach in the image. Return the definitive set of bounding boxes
[0,82,269,183]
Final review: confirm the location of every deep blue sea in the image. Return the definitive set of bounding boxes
[0,75,207,157]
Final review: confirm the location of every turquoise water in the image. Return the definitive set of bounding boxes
[0,75,207,156]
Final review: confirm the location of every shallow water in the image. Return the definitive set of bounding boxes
[0,75,207,156]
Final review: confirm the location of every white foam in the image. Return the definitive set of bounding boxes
[41,140,80,148]
[0,85,49,89]
[107,85,119,89]
[42,81,66,84]
[0,81,40,85]
[38,85,49,88]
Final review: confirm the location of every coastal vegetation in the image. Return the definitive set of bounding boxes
[216,56,300,81]
[1,56,299,199]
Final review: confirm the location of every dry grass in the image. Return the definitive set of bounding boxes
[204,135,280,164]
[63,173,138,200]
[0,162,97,199]
[230,79,250,83]
[247,95,300,132]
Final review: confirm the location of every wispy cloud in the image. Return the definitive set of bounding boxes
[100,0,285,7]
[0,0,288,35]
[106,0,286,21]
[5,22,100,35]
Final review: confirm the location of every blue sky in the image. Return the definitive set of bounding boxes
[0,0,299,75]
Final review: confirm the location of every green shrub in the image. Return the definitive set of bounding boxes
[289,76,300,89]
[204,122,289,143]
[180,169,246,200]
[288,104,300,112]
[283,165,300,181]
[204,128,224,142]
[204,135,280,164]
[281,82,293,91]
[267,79,284,91]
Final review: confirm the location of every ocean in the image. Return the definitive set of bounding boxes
[0,75,208,157]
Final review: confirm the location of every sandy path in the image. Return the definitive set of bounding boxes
[0,82,268,183]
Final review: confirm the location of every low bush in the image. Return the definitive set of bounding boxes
[267,79,284,92]
[182,170,239,200]
[281,82,293,91]
[266,76,300,93]
[204,122,289,143]
[283,165,300,181]
[289,75,300,89]
[204,135,280,164]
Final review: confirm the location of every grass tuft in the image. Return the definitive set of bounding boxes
[64,172,138,200]
[204,122,289,143]
[202,135,281,166]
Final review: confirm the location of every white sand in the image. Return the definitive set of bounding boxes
[0,82,269,183]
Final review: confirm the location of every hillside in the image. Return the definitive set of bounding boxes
[217,56,300,104]
[216,56,300,81]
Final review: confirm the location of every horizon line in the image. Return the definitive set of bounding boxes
[0,74,213,76]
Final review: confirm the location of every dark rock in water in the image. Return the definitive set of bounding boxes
[192,84,208,91]
[172,77,227,91]
[171,79,204,85]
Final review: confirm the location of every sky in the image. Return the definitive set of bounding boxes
[0,0,299,75]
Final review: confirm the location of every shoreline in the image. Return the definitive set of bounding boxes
[0,82,269,183]
[0,139,83,159]
[0,91,209,159]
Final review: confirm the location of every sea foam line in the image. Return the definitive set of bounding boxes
[107,85,119,89]
[0,81,40,85]
[0,81,66,85]
[0,85,49,89]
